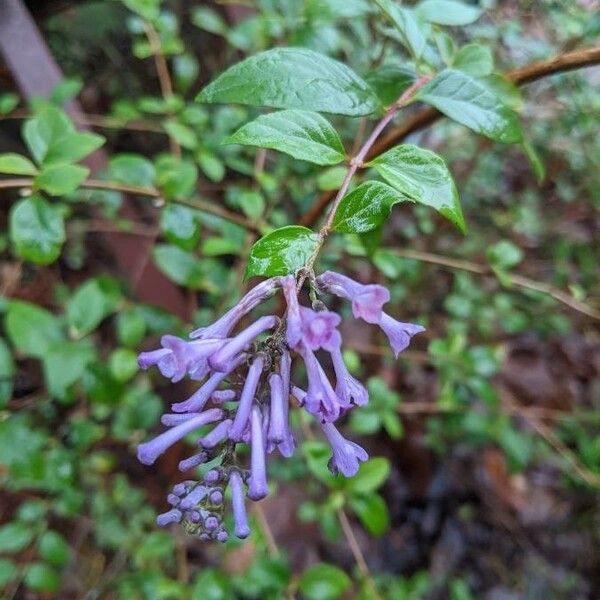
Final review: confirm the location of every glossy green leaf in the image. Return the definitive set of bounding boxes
[38,531,70,566]
[153,244,205,288]
[415,69,523,144]
[67,277,121,338]
[333,181,409,233]
[245,225,318,279]
[5,300,64,358]
[452,43,494,77]
[160,203,200,250]
[0,338,15,408]
[416,0,482,26]
[9,195,66,264]
[0,522,35,553]
[197,47,379,117]
[42,340,96,398]
[299,563,352,600]
[370,144,466,232]
[226,110,345,165]
[109,154,156,187]
[346,457,390,493]
[0,153,38,175]
[365,64,416,105]
[374,0,427,60]
[35,163,89,195]
[349,492,391,536]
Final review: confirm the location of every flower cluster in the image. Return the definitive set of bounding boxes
[137,271,424,541]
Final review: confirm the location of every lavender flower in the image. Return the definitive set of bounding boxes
[267,373,285,444]
[378,312,426,358]
[230,470,250,539]
[247,406,268,500]
[298,307,341,351]
[321,421,368,477]
[228,354,265,441]
[198,419,233,449]
[280,275,302,348]
[329,343,368,407]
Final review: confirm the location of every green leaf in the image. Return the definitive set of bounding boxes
[155,155,198,199]
[0,153,38,175]
[116,309,147,347]
[299,563,352,600]
[245,225,318,279]
[346,457,390,493]
[226,110,346,165]
[0,92,19,115]
[0,558,18,587]
[5,300,64,358]
[333,181,409,233]
[238,189,266,221]
[35,163,89,195]
[197,47,379,117]
[122,0,159,20]
[109,348,139,382]
[416,0,482,26]
[24,562,60,594]
[66,277,121,338]
[191,7,228,35]
[349,493,390,536]
[415,69,523,144]
[452,43,494,77]
[153,244,204,288]
[317,166,347,191]
[486,240,523,270]
[38,531,70,567]
[160,203,200,250]
[9,196,66,264]
[370,144,466,232]
[0,522,35,553]
[192,568,232,600]
[163,120,198,150]
[109,154,156,187]
[45,132,104,165]
[197,150,225,182]
[0,338,15,408]
[51,78,83,105]
[374,0,427,60]
[365,64,416,105]
[42,340,96,398]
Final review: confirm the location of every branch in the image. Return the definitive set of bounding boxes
[300,45,600,228]
[0,177,258,232]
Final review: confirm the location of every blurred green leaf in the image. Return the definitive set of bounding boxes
[109,154,155,187]
[0,558,18,587]
[0,152,38,175]
[192,568,232,600]
[365,64,416,105]
[245,226,318,279]
[38,531,70,566]
[155,156,198,199]
[35,163,89,195]
[349,492,390,536]
[374,0,427,60]
[109,348,139,382]
[116,309,147,347]
[299,563,352,600]
[153,244,204,288]
[67,277,121,338]
[238,189,265,221]
[42,339,96,398]
[346,457,390,493]
[163,120,198,150]
[0,338,15,408]
[191,7,228,35]
[0,522,35,553]
[24,562,61,593]
[160,203,200,249]
[0,93,19,115]
[452,43,494,77]
[416,0,482,26]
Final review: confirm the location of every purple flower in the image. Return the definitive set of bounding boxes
[247,406,268,500]
[274,350,295,457]
[211,389,236,403]
[178,451,208,472]
[137,408,223,465]
[299,344,348,422]
[317,271,390,324]
[267,373,285,444]
[190,278,280,340]
[209,315,279,372]
[280,275,302,348]
[321,421,368,477]
[378,312,425,358]
[329,344,368,407]
[229,355,265,442]
[299,307,341,351]
[198,419,233,449]
[171,354,245,413]
[229,470,250,539]
[156,509,182,526]
[180,485,208,510]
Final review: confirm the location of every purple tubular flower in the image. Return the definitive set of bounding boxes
[171,355,245,413]
[267,373,285,444]
[161,413,203,427]
[378,312,425,358]
[321,421,368,477]
[204,516,219,531]
[277,350,295,456]
[280,275,302,348]
[197,419,232,449]
[228,355,265,441]
[300,345,347,422]
[178,451,208,472]
[247,406,269,501]
[317,271,390,324]
[329,344,368,407]
[211,389,236,403]
[190,278,280,340]
[216,530,229,543]
[209,490,223,504]
[209,315,279,372]
[180,485,208,510]
[291,386,307,405]
[137,408,223,465]
[229,470,250,539]
[156,509,182,526]
[299,307,341,351]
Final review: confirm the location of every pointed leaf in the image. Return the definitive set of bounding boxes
[417,0,482,26]
[415,69,523,144]
[349,493,390,536]
[0,153,38,175]
[370,144,466,232]
[452,43,494,77]
[245,225,318,279]
[9,196,66,264]
[333,181,409,233]
[225,110,346,165]
[374,0,427,60]
[365,64,416,105]
[22,106,73,164]
[44,131,105,165]
[35,163,89,196]
[197,47,380,117]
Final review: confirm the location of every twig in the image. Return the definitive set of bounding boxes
[301,45,600,227]
[391,248,600,321]
[0,177,257,232]
[252,502,279,557]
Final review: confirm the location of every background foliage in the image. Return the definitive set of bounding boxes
[1,0,599,598]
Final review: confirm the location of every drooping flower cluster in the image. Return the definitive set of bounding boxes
[137,271,424,541]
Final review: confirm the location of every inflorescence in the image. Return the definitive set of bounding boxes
[137,271,424,542]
